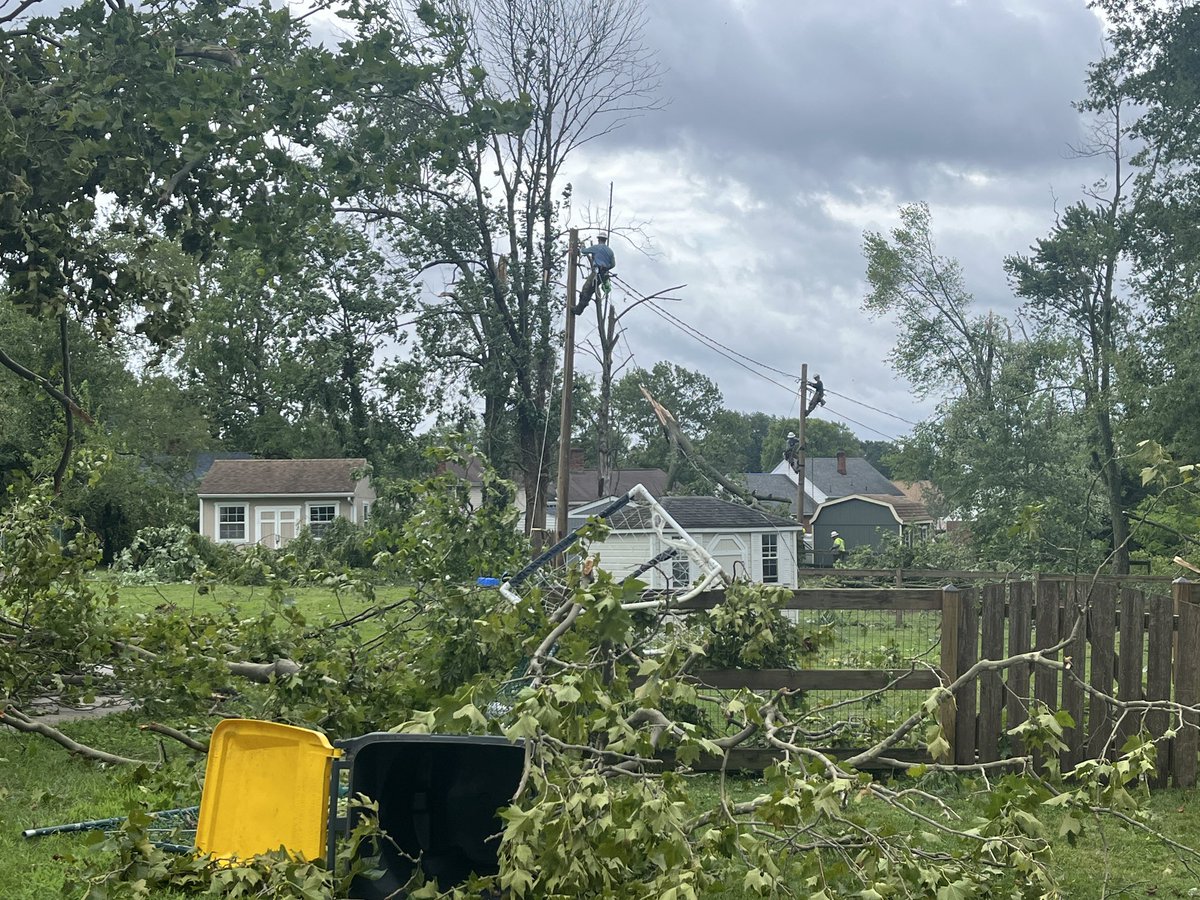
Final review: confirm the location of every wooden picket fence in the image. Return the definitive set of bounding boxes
[666,575,1199,782]
[939,576,1200,787]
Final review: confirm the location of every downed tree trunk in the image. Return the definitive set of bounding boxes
[640,385,775,512]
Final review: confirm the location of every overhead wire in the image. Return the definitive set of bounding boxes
[823,388,920,428]
[612,272,917,440]
[643,300,797,394]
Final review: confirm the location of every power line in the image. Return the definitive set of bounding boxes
[643,301,797,394]
[819,406,902,444]
[607,273,912,444]
[824,388,920,428]
[631,286,802,382]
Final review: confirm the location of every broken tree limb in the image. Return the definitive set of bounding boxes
[639,385,774,513]
[224,657,302,682]
[1176,556,1200,577]
[1,706,150,766]
[139,722,209,753]
[112,638,315,685]
[0,345,94,424]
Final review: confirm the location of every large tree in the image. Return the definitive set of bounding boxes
[1006,200,1137,573]
[1085,1,1200,464]
[338,0,661,532]
[863,204,1097,568]
[178,222,425,467]
[611,362,723,490]
[0,0,446,487]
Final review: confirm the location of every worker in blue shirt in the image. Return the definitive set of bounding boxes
[573,234,615,315]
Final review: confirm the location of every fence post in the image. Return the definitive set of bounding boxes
[1061,583,1087,770]
[955,587,979,766]
[1173,579,1199,788]
[1146,588,1174,787]
[977,584,1005,763]
[1117,588,1146,752]
[939,584,962,762]
[1007,580,1033,756]
[1086,582,1117,763]
[1033,575,1061,772]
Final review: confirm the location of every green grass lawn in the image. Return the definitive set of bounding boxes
[8,716,1200,898]
[110,580,409,622]
[0,713,200,899]
[7,581,1200,897]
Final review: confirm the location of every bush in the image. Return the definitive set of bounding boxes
[112,524,232,584]
[285,518,373,571]
[844,531,987,572]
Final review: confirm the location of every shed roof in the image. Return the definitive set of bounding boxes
[859,494,933,523]
[198,458,369,496]
[572,494,803,532]
[551,468,670,504]
[812,493,933,525]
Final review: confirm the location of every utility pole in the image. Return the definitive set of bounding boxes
[797,363,808,565]
[555,228,579,546]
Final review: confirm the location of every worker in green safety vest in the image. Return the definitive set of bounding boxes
[831,530,847,564]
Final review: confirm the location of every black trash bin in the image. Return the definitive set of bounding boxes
[328,733,525,899]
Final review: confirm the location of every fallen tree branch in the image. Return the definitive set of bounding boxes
[139,722,209,753]
[113,638,313,684]
[1,706,150,766]
[225,657,301,682]
[640,385,775,513]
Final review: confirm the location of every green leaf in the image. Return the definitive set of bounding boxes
[452,703,486,728]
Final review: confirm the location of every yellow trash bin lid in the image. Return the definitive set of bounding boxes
[196,719,341,862]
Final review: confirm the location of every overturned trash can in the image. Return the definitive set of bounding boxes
[334,732,525,898]
[195,720,524,899]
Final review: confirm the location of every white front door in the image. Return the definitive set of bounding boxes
[257,507,300,547]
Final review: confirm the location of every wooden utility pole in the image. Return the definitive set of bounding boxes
[555,228,580,545]
[797,363,808,524]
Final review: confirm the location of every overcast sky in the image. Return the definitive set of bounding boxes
[558,0,1108,448]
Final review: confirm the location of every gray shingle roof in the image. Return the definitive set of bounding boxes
[856,494,933,524]
[572,495,803,532]
[741,473,815,517]
[198,458,369,496]
[551,468,670,504]
[808,457,903,498]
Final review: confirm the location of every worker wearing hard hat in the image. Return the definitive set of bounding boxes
[831,531,847,564]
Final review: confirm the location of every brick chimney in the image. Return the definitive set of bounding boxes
[836,449,847,476]
[569,446,586,472]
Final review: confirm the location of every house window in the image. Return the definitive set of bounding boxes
[218,505,246,542]
[672,557,690,588]
[308,504,337,537]
[362,501,371,523]
[761,533,779,583]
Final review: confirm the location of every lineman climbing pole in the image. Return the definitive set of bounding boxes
[555,228,580,546]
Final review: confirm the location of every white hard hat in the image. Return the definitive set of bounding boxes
[830,530,839,537]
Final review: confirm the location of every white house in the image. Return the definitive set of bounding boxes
[197,458,375,548]
[567,494,809,590]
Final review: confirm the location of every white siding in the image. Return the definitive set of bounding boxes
[588,533,660,587]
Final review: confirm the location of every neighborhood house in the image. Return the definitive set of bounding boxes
[568,495,808,589]
[197,458,375,548]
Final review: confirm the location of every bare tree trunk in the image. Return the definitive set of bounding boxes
[597,304,617,497]
[52,313,75,495]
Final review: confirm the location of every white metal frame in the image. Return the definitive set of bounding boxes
[500,484,727,610]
